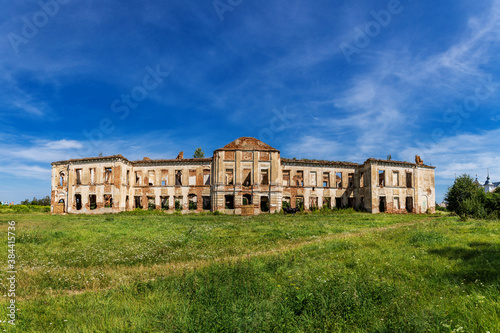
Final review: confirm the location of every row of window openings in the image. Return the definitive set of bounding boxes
[378,171,413,188]
[75,194,211,211]
[225,169,268,186]
[69,169,211,186]
[379,196,414,213]
[223,195,269,212]
[282,197,357,210]
[279,171,413,188]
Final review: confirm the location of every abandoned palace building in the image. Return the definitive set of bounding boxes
[51,137,435,215]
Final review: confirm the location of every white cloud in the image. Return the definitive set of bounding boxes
[401,128,500,182]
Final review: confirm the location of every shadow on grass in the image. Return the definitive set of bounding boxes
[428,241,500,283]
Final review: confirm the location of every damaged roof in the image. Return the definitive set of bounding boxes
[217,137,279,152]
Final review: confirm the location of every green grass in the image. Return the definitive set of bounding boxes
[0,211,499,332]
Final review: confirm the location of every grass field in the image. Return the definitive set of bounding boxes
[0,210,498,332]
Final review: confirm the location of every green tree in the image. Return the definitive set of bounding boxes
[494,186,500,194]
[193,147,204,158]
[445,174,486,219]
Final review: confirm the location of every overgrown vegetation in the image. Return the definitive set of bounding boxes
[0,211,498,332]
[445,174,500,220]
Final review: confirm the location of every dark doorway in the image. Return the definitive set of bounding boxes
[260,196,269,212]
[135,196,142,209]
[89,195,96,210]
[335,197,342,209]
[406,197,413,213]
[348,197,355,208]
[379,196,386,213]
[202,196,211,210]
[225,195,234,209]
[243,194,252,205]
[75,194,82,210]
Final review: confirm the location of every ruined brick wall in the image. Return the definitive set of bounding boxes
[50,139,435,215]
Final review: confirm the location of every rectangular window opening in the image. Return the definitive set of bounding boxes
[261,169,269,185]
[336,172,342,188]
[175,170,183,186]
[283,170,290,186]
[226,169,234,185]
[379,170,385,187]
[323,172,330,187]
[76,169,82,185]
[189,170,196,186]
[203,169,211,185]
[393,171,399,186]
[148,170,155,186]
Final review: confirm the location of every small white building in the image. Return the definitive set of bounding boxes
[477,173,500,193]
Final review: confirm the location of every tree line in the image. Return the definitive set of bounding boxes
[20,196,51,206]
[445,174,500,220]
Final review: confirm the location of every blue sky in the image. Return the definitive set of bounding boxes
[1,0,499,203]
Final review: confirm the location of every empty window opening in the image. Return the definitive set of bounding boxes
[225,195,234,209]
[90,168,95,185]
[203,169,210,185]
[323,172,330,187]
[202,196,211,210]
[135,171,141,185]
[379,170,385,187]
[125,196,129,209]
[148,197,156,211]
[260,196,269,212]
[282,196,291,209]
[243,194,252,205]
[336,172,342,188]
[59,172,65,186]
[161,170,168,186]
[76,169,82,185]
[175,170,183,186]
[104,194,113,208]
[295,171,304,186]
[243,168,251,187]
[226,169,234,185]
[126,170,130,185]
[260,169,269,185]
[309,197,318,211]
[360,172,364,188]
[104,167,112,183]
[283,170,290,186]
[134,196,142,209]
[348,173,354,188]
[161,196,169,210]
[75,194,82,210]
[393,171,399,186]
[148,170,155,186]
[406,172,412,188]
[406,197,413,213]
[310,172,317,187]
[174,196,183,211]
[323,197,331,209]
[188,194,197,210]
[379,196,386,213]
[89,195,97,210]
[394,197,400,210]
[335,197,342,209]
[295,197,304,211]
[189,170,196,186]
